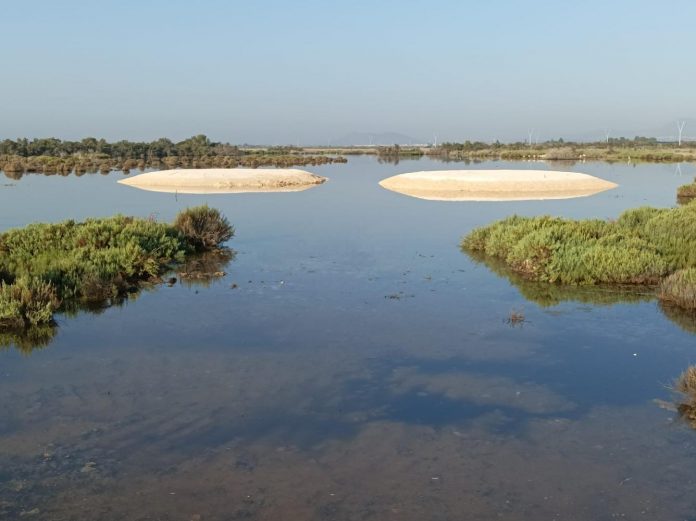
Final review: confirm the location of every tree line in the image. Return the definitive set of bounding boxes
[0,135,346,176]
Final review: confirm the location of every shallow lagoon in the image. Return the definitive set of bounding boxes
[1,157,696,520]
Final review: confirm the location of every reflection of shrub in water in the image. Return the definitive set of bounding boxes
[658,302,696,335]
[545,159,578,169]
[467,251,652,308]
[0,323,57,354]
[467,252,696,334]
[673,366,696,428]
[178,249,236,288]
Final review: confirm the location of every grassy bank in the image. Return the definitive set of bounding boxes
[462,201,696,311]
[0,205,233,333]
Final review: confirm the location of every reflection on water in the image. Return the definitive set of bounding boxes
[466,251,654,307]
[465,249,696,337]
[659,302,696,335]
[1,158,696,520]
[177,248,236,287]
[0,249,236,353]
[0,324,56,354]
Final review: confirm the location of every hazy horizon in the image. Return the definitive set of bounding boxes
[2,0,695,144]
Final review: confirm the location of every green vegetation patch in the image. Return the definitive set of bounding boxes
[0,205,233,332]
[462,201,696,311]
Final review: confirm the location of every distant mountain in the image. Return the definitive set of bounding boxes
[330,132,425,146]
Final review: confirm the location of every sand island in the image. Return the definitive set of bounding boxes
[378,169,618,201]
[118,168,327,194]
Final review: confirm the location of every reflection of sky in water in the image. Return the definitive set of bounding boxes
[1,158,696,519]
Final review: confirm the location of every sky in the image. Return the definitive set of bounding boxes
[1,0,694,144]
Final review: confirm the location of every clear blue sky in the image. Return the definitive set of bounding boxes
[1,0,694,144]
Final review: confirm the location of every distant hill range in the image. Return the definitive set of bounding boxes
[329,132,426,146]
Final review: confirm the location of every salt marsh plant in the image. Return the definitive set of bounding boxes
[0,206,234,340]
[659,269,696,311]
[173,205,234,250]
[462,201,696,312]
[0,278,60,329]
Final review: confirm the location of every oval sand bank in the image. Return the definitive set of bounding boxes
[118,168,327,194]
[379,169,618,201]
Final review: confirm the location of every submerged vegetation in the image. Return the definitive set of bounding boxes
[0,135,346,177]
[0,205,233,347]
[462,201,696,312]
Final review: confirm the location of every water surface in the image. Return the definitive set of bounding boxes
[1,158,695,520]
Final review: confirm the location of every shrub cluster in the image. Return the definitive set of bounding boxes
[174,205,234,250]
[462,201,696,310]
[0,206,232,332]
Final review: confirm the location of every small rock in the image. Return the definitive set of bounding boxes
[80,461,97,473]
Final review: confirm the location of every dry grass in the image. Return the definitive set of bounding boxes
[658,268,696,311]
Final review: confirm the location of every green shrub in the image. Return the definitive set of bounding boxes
[462,202,696,310]
[0,279,60,328]
[0,207,233,335]
[174,205,234,250]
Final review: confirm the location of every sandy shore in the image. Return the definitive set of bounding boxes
[118,168,327,194]
[378,169,618,201]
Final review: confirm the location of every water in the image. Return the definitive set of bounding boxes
[1,158,695,520]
